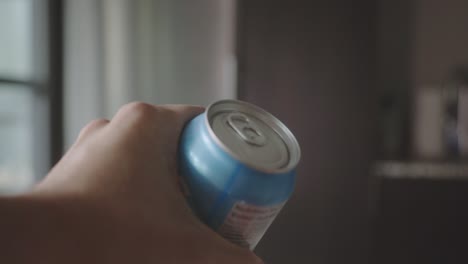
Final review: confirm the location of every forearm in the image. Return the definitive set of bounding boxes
[0,195,122,264]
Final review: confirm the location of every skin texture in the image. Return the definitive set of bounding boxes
[0,102,263,264]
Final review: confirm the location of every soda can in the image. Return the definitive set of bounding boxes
[179,100,300,250]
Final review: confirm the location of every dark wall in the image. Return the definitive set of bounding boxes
[373,178,468,264]
[237,1,378,263]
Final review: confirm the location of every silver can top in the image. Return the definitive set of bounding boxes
[206,100,301,173]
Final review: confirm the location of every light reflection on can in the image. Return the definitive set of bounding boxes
[179,100,301,250]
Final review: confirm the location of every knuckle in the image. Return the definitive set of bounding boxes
[121,102,158,123]
[87,118,109,128]
[79,118,109,137]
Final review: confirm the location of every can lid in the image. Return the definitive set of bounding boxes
[207,100,301,173]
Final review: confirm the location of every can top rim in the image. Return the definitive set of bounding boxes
[205,99,301,174]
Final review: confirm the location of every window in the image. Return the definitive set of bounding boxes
[0,0,62,194]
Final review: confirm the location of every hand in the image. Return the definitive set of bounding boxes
[30,102,263,264]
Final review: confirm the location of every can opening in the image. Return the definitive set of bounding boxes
[206,100,301,173]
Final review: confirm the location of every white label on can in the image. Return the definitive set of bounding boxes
[217,201,285,250]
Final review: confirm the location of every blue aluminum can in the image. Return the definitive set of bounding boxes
[179,100,300,249]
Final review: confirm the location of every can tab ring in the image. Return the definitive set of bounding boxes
[227,113,266,146]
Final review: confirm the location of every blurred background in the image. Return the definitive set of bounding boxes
[0,0,467,263]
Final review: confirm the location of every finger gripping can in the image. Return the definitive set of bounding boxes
[179,100,300,250]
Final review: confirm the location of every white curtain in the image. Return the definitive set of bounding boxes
[64,0,237,149]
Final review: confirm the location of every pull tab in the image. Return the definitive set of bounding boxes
[226,113,266,146]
